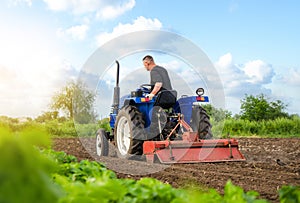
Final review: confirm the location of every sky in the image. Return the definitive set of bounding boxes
[0,0,299,118]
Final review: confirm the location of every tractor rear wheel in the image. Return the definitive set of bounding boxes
[115,105,145,158]
[191,105,213,139]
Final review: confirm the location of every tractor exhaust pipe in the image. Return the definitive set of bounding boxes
[112,60,120,114]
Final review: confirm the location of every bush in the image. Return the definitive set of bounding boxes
[220,118,300,137]
[75,123,101,137]
[0,117,111,137]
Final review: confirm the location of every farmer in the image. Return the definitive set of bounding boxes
[142,55,177,140]
[142,55,173,100]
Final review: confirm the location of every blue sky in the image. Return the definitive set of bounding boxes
[0,0,299,117]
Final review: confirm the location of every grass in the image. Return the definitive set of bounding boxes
[212,117,300,138]
[1,116,300,138]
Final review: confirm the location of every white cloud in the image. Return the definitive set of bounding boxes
[96,16,162,46]
[214,54,300,115]
[215,53,274,96]
[96,0,135,20]
[43,0,135,19]
[215,53,248,93]
[282,68,300,85]
[161,60,205,93]
[215,53,274,113]
[244,60,274,84]
[215,53,234,69]
[9,0,32,6]
[43,0,101,13]
[161,60,182,72]
[57,24,89,40]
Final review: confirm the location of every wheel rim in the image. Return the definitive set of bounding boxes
[96,133,102,156]
[116,116,131,156]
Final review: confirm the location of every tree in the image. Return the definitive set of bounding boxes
[51,81,97,124]
[240,94,288,121]
[35,111,59,123]
[202,104,232,122]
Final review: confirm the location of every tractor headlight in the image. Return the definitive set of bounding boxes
[196,88,204,96]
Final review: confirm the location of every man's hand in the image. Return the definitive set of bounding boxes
[146,93,155,100]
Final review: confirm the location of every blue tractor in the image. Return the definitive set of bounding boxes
[96,61,245,163]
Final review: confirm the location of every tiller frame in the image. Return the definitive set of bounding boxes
[143,114,246,164]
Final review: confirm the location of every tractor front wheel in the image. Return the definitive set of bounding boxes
[115,105,145,158]
[96,128,109,156]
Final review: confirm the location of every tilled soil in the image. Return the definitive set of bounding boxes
[53,137,300,202]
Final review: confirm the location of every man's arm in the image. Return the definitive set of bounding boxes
[147,82,162,99]
[151,82,162,95]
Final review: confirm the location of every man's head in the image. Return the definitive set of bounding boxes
[143,55,156,71]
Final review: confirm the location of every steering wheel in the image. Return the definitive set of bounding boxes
[140,84,152,92]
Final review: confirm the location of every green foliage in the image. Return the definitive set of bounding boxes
[201,104,232,137]
[75,123,102,137]
[51,80,97,124]
[56,159,117,182]
[0,116,37,132]
[123,178,184,203]
[42,149,78,164]
[35,111,59,122]
[203,104,232,122]
[240,94,289,121]
[56,176,129,203]
[0,115,19,124]
[39,115,298,138]
[43,150,181,202]
[186,189,223,203]
[98,117,111,132]
[1,126,299,202]
[44,119,77,137]
[40,149,272,203]
[0,126,61,203]
[279,185,300,203]
[54,176,186,203]
[44,118,111,137]
[223,181,268,203]
[180,180,269,203]
[41,119,100,137]
[0,117,107,137]
[45,149,185,203]
[222,117,300,137]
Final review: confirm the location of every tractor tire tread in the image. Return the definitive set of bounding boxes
[118,105,145,155]
[197,106,213,139]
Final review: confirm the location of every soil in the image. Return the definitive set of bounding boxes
[53,137,300,202]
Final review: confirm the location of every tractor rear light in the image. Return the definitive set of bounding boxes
[141,97,150,102]
[196,96,205,101]
[196,96,209,102]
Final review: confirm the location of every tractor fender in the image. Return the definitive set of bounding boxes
[123,99,136,106]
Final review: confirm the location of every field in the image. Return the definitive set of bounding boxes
[53,137,300,202]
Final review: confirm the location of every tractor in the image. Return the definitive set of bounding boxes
[96,61,245,163]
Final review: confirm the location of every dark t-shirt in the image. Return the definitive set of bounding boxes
[150,65,172,91]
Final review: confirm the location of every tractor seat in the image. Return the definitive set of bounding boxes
[154,90,177,109]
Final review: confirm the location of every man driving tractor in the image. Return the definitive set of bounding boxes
[142,55,173,100]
